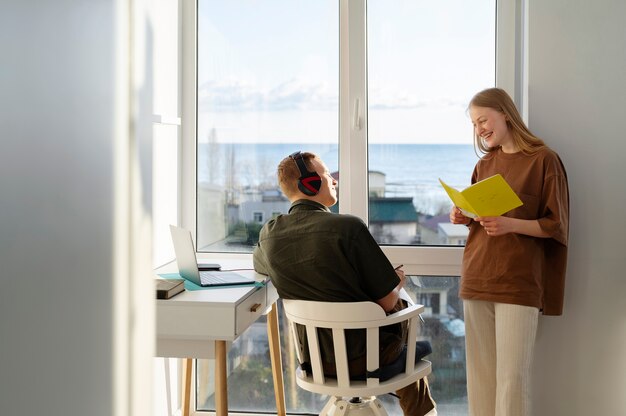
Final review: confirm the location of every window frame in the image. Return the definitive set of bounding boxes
[178,0,524,413]
[180,0,522,275]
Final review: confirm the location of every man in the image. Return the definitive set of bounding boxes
[253,151,436,415]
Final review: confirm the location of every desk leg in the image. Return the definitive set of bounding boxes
[215,340,228,416]
[267,303,286,416]
[181,358,193,416]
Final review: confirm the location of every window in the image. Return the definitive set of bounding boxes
[195,0,338,252]
[366,0,495,247]
[184,0,515,414]
[192,0,501,264]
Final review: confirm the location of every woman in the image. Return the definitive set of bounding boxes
[450,88,569,416]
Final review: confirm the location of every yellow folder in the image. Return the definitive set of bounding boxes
[439,174,523,218]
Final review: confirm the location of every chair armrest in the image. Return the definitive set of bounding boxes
[382,303,424,326]
[355,304,424,328]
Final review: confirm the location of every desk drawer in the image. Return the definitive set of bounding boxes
[235,287,267,336]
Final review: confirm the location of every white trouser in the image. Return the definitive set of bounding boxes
[464,300,539,416]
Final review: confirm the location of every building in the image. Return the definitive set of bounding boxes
[238,189,290,225]
[416,213,469,246]
[437,223,469,245]
[369,197,419,244]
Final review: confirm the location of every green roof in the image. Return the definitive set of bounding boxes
[330,197,417,223]
[369,197,417,223]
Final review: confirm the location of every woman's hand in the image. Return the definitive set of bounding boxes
[476,216,516,236]
[450,206,472,225]
[477,216,550,238]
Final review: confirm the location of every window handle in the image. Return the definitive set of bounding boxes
[353,98,362,130]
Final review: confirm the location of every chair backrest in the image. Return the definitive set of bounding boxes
[282,299,432,397]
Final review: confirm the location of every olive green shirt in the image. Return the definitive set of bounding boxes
[253,199,401,373]
[253,199,399,302]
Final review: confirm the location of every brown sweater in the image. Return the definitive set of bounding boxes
[460,147,569,315]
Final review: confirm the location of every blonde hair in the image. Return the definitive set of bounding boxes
[277,151,318,198]
[469,88,546,155]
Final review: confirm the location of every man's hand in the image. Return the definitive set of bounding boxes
[376,266,406,312]
[395,267,406,289]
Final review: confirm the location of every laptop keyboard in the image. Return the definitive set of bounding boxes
[199,271,231,285]
[198,271,254,286]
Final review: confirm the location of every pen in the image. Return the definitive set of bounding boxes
[394,264,404,270]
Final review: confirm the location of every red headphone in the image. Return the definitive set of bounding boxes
[289,151,321,196]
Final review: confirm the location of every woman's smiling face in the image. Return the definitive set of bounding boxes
[470,105,516,153]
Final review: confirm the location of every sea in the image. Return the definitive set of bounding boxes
[198,142,479,216]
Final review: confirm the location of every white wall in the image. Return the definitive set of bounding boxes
[151,0,182,268]
[0,1,153,415]
[527,1,626,414]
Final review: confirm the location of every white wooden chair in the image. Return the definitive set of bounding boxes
[282,298,432,416]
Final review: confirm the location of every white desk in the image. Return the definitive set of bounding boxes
[156,261,285,416]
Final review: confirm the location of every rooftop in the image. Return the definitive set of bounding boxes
[369,197,417,223]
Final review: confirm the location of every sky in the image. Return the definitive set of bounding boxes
[197,0,496,144]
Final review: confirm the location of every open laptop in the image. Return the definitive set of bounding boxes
[169,225,256,287]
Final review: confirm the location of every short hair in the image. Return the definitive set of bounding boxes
[469,87,546,155]
[277,151,318,198]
